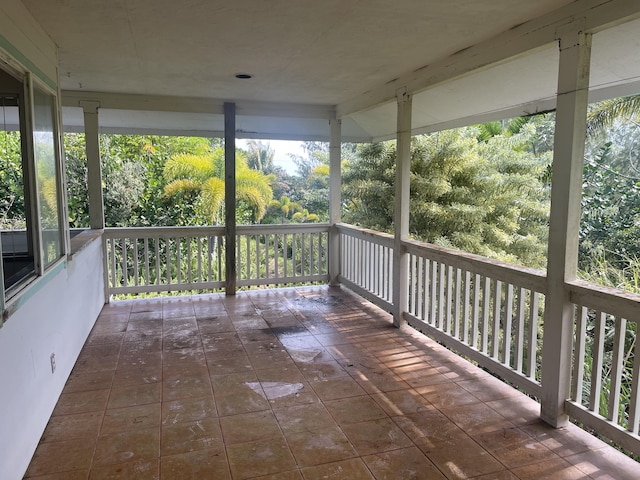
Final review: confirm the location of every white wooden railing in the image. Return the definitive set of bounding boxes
[566,279,640,455]
[403,239,547,397]
[103,224,329,296]
[236,224,329,287]
[337,224,394,310]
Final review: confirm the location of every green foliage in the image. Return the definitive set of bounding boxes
[163,146,274,225]
[343,123,552,268]
[0,131,26,229]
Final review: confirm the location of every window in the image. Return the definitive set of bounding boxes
[0,62,65,306]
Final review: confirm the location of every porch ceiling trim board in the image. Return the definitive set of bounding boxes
[336,0,640,119]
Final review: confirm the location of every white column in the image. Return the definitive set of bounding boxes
[541,31,591,427]
[328,117,342,286]
[224,102,236,295]
[392,89,412,327]
[80,100,104,230]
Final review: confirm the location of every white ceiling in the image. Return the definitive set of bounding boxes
[19,0,640,141]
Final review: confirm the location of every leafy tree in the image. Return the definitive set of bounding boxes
[0,131,26,229]
[245,140,276,174]
[163,146,274,224]
[343,123,552,268]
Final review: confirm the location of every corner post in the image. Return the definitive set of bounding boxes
[80,100,104,230]
[224,102,237,295]
[541,30,591,427]
[392,89,412,327]
[328,117,342,286]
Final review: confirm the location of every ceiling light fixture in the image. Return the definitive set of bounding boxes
[235,73,253,79]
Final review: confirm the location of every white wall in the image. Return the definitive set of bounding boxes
[0,238,105,479]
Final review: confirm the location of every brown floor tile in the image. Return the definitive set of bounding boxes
[161,346,205,365]
[309,377,367,401]
[474,427,559,468]
[392,410,468,446]
[486,395,541,426]
[285,426,357,467]
[458,376,523,402]
[324,395,388,425]
[111,365,161,388]
[120,335,162,353]
[161,396,217,426]
[251,471,303,480]
[565,447,640,480]
[419,433,505,479]
[160,448,230,479]
[511,457,588,480]
[24,470,89,480]
[226,436,297,480]
[101,403,161,433]
[220,410,281,444]
[63,370,114,393]
[25,438,95,477]
[88,459,159,480]
[520,420,607,458]
[371,388,434,416]
[301,458,374,480]
[440,402,515,435]
[249,350,296,370]
[415,382,480,408]
[52,389,110,416]
[363,446,447,480]
[215,390,271,416]
[40,411,103,443]
[107,382,162,409]
[262,381,319,408]
[273,403,337,433]
[162,371,212,402]
[117,351,162,370]
[161,417,223,455]
[93,428,160,467]
[207,354,253,375]
[341,418,413,455]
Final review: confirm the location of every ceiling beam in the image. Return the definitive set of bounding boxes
[61,90,335,119]
[336,0,640,118]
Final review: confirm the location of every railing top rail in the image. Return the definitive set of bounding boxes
[336,223,395,248]
[104,224,330,239]
[104,226,226,238]
[236,223,330,235]
[402,237,547,292]
[568,279,640,322]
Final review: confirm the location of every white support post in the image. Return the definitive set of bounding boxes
[328,117,342,286]
[80,100,104,230]
[224,102,237,295]
[540,30,591,427]
[392,89,412,327]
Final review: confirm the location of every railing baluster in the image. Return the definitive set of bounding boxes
[462,270,470,344]
[430,261,438,326]
[514,287,526,373]
[472,273,480,349]
[133,237,139,286]
[608,316,627,424]
[590,311,606,413]
[445,265,453,334]
[629,321,640,434]
[155,238,161,285]
[187,237,193,284]
[122,238,128,288]
[571,305,588,403]
[255,233,260,280]
[481,276,491,354]
[492,280,502,360]
[176,237,182,285]
[144,238,150,286]
[526,291,539,379]
[454,268,461,339]
[502,283,513,365]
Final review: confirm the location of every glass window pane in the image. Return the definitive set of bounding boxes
[32,86,62,267]
[1,70,36,294]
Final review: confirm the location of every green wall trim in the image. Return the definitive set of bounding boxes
[0,32,57,90]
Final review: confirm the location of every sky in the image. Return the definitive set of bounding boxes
[238,139,304,175]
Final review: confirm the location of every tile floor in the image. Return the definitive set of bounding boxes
[24,286,640,479]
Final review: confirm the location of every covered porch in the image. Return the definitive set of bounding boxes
[2,0,640,478]
[24,286,640,479]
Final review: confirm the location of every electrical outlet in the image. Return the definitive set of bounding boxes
[50,353,56,374]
